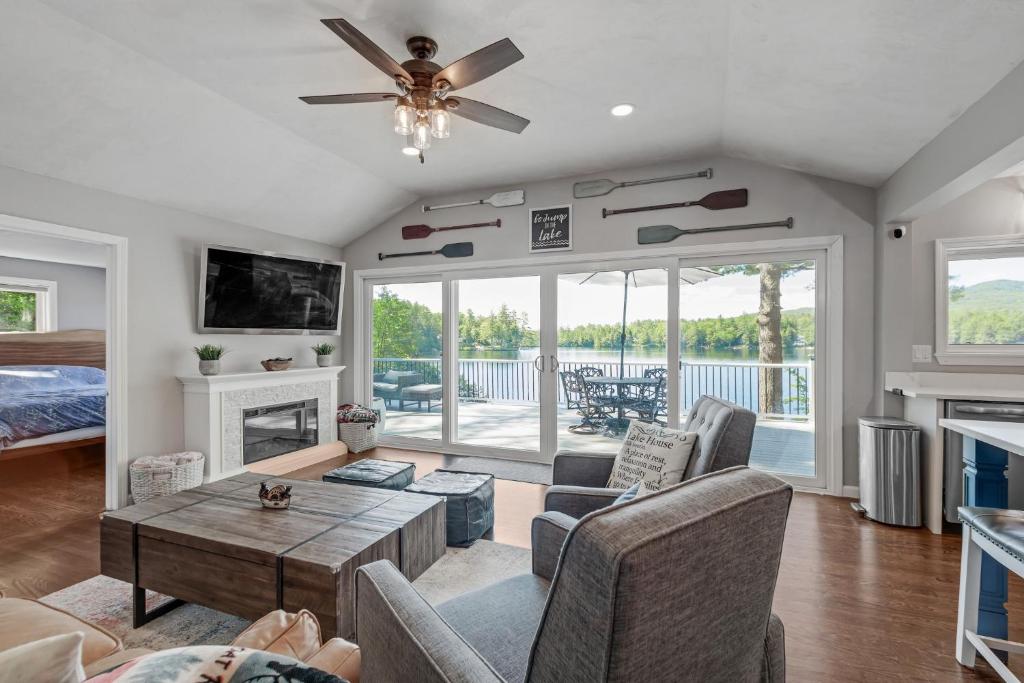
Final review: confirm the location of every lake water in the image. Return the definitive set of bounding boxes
[460,346,813,364]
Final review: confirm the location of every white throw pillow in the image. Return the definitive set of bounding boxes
[606,421,697,491]
[0,632,86,683]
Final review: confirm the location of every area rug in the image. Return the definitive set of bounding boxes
[40,540,532,651]
[445,455,552,485]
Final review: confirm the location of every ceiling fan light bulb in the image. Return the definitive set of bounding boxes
[429,107,451,139]
[413,119,431,150]
[394,101,415,136]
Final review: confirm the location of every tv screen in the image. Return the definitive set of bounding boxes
[199,246,345,334]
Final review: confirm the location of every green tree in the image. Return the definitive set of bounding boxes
[0,291,36,332]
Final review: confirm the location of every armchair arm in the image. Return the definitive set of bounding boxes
[551,449,617,487]
[761,612,785,682]
[531,511,576,581]
[544,485,621,517]
[355,561,504,683]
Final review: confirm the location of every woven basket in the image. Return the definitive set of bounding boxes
[130,451,205,503]
[338,422,378,453]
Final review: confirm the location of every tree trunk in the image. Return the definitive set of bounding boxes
[757,263,783,414]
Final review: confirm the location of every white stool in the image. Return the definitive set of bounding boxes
[957,506,1024,681]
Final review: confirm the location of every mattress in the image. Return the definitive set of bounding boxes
[0,365,107,448]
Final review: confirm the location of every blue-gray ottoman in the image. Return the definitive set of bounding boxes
[405,469,495,547]
[322,458,415,490]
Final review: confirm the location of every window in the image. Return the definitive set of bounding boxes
[935,235,1024,365]
[0,277,57,333]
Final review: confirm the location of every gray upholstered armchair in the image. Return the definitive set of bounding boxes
[545,394,757,519]
[371,369,423,406]
[355,466,792,682]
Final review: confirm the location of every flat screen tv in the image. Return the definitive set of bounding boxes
[199,245,345,334]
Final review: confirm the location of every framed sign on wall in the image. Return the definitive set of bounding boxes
[529,205,572,253]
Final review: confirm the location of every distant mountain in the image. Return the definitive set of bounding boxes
[950,280,1024,312]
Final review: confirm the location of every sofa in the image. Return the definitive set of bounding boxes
[355,466,792,682]
[545,394,757,519]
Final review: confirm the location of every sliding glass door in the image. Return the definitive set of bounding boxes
[677,251,825,487]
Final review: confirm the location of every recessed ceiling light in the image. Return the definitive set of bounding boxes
[611,103,635,117]
[401,146,420,156]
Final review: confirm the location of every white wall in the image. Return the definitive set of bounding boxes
[0,255,106,330]
[0,164,343,469]
[341,156,876,487]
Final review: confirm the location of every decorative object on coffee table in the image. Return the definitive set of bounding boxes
[128,452,204,503]
[335,403,379,453]
[258,481,293,509]
[323,458,414,490]
[100,473,446,637]
[260,357,293,371]
[193,344,226,376]
[311,342,335,367]
[405,469,495,547]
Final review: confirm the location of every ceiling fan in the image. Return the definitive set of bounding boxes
[300,18,529,162]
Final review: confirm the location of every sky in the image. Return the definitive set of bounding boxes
[948,256,1024,287]
[376,265,817,327]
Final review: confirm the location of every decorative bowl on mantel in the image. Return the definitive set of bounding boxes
[260,357,293,372]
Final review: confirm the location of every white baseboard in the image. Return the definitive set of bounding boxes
[842,485,860,499]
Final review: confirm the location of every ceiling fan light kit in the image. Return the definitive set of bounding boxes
[301,19,529,161]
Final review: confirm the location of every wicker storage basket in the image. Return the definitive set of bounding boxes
[338,422,378,453]
[130,451,205,503]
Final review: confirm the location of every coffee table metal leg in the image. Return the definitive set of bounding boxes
[132,585,185,628]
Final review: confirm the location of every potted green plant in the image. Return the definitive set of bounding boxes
[194,344,227,376]
[311,342,336,367]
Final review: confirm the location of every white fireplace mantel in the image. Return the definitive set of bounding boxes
[178,365,345,481]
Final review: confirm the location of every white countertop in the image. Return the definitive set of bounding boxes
[886,371,1024,401]
[939,419,1024,456]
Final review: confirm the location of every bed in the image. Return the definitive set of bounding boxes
[0,330,106,458]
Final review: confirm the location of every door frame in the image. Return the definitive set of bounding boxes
[353,234,844,494]
[0,213,129,509]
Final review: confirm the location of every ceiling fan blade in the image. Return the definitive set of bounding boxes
[320,18,413,85]
[299,93,398,105]
[448,97,529,134]
[433,38,524,91]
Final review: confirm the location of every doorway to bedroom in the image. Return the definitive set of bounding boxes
[0,216,125,598]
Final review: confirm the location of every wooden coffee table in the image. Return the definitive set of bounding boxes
[100,472,446,638]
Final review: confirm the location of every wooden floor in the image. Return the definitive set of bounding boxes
[3,443,1023,680]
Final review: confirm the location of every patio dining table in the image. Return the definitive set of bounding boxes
[584,376,660,432]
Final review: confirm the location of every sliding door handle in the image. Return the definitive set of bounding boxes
[549,355,559,373]
[533,355,545,372]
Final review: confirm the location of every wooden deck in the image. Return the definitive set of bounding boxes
[379,401,816,478]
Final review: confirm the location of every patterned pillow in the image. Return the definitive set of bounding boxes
[86,645,349,683]
[606,421,697,491]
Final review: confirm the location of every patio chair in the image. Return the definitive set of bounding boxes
[355,466,792,682]
[568,367,615,435]
[547,395,757,519]
[372,370,423,407]
[626,367,669,425]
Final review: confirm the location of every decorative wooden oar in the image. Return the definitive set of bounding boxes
[402,219,501,240]
[422,190,525,213]
[603,188,748,218]
[379,242,475,261]
[574,167,712,198]
[638,218,793,245]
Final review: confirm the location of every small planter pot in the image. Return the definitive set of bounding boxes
[198,359,221,376]
[317,355,332,367]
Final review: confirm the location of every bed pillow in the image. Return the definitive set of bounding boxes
[85,645,349,683]
[606,421,697,492]
[0,365,105,394]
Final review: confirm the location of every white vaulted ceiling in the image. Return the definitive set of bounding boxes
[2,0,1024,246]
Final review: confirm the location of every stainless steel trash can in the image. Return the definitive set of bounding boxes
[854,416,921,527]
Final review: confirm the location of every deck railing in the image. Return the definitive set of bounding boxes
[373,357,813,418]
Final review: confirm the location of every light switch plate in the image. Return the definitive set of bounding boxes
[912,345,932,363]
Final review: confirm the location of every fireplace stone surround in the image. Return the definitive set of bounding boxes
[178,365,344,481]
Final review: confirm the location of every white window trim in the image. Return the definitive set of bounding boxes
[935,234,1024,366]
[0,275,58,332]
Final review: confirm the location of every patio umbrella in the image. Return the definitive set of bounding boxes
[561,267,720,377]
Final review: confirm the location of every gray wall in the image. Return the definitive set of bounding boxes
[341,156,876,487]
[0,255,105,330]
[0,164,342,470]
